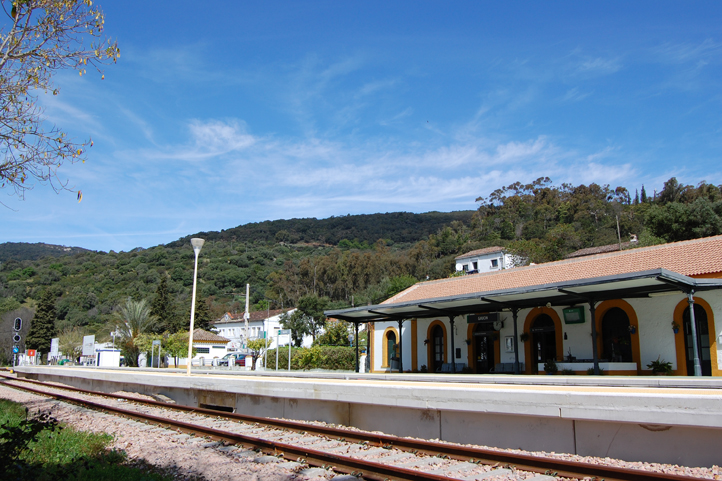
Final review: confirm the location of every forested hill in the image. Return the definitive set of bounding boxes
[0,243,92,262]
[168,211,476,248]
[1,176,721,358]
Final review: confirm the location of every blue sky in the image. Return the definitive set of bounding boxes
[2,1,721,252]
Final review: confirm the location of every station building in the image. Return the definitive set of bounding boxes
[327,235,722,376]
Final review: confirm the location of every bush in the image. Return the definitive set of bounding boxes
[266,345,356,371]
[0,399,171,480]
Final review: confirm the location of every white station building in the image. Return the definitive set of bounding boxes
[328,235,722,377]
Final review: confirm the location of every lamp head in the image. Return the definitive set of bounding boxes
[190,237,205,254]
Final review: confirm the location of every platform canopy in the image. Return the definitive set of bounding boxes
[326,268,722,322]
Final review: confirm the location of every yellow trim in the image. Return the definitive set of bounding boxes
[381,326,399,369]
[673,297,719,376]
[523,307,564,374]
[369,322,376,373]
[411,319,418,372]
[426,320,448,372]
[466,322,475,369]
[595,299,641,374]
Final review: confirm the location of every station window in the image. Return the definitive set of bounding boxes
[491,259,498,268]
[196,347,210,354]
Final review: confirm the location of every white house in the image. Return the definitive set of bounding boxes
[213,308,311,350]
[180,329,230,368]
[454,246,516,274]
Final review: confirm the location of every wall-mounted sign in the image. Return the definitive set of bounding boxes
[563,306,585,324]
[27,349,36,357]
[467,312,500,324]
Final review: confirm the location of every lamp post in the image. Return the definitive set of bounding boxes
[186,238,205,376]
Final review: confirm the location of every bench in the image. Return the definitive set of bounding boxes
[492,362,524,373]
[437,362,466,373]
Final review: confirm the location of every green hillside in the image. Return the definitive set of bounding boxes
[1,177,721,364]
[0,243,92,262]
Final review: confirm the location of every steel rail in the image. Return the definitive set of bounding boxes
[0,377,462,481]
[0,374,704,481]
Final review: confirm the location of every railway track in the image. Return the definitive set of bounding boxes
[0,373,706,481]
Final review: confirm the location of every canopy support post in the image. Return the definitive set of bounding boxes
[397,319,404,373]
[688,290,702,376]
[449,316,456,373]
[512,308,520,374]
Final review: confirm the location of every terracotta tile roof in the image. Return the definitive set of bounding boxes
[192,329,230,343]
[385,235,722,304]
[215,308,293,324]
[455,246,505,260]
[565,241,635,258]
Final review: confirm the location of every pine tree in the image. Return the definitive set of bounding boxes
[634,189,639,205]
[641,185,647,203]
[150,276,175,334]
[26,290,56,355]
[190,294,214,331]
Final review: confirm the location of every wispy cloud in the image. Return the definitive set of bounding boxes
[561,87,592,102]
[654,39,721,64]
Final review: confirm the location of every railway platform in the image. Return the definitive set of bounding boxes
[12,366,722,468]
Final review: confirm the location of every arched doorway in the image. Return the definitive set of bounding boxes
[601,307,632,362]
[385,330,397,369]
[473,323,496,374]
[683,304,712,376]
[531,314,556,374]
[430,324,445,373]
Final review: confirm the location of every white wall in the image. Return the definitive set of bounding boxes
[371,289,722,374]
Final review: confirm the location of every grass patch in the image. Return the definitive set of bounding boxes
[0,398,173,480]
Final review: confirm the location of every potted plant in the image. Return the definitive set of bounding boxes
[465,338,472,345]
[520,332,529,343]
[543,359,558,375]
[647,356,673,375]
[671,322,680,334]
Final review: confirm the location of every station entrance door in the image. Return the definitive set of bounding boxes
[473,324,496,374]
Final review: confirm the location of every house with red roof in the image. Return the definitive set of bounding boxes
[327,235,722,377]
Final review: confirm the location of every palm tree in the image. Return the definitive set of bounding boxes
[114,299,155,367]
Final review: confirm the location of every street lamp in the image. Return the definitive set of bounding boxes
[186,238,205,375]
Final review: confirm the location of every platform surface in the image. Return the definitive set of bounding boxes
[13,366,722,429]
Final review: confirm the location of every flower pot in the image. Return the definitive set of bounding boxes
[673,328,679,334]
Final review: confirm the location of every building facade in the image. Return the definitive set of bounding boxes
[212,308,304,350]
[329,236,722,376]
[454,246,517,274]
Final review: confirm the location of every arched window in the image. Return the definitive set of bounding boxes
[531,314,556,373]
[683,305,712,376]
[601,307,632,362]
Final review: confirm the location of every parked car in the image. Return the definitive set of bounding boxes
[217,352,247,367]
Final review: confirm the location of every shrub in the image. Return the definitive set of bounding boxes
[266,346,356,370]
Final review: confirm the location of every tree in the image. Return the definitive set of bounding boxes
[165,330,191,368]
[296,295,328,341]
[0,0,119,199]
[133,332,165,367]
[114,298,154,367]
[246,337,270,370]
[188,294,214,331]
[58,326,83,359]
[279,310,311,347]
[26,290,56,356]
[314,319,350,346]
[150,276,175,333]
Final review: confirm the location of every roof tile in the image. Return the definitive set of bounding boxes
[386,235,722,304]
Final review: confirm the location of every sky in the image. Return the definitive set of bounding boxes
[1,1,721,252]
